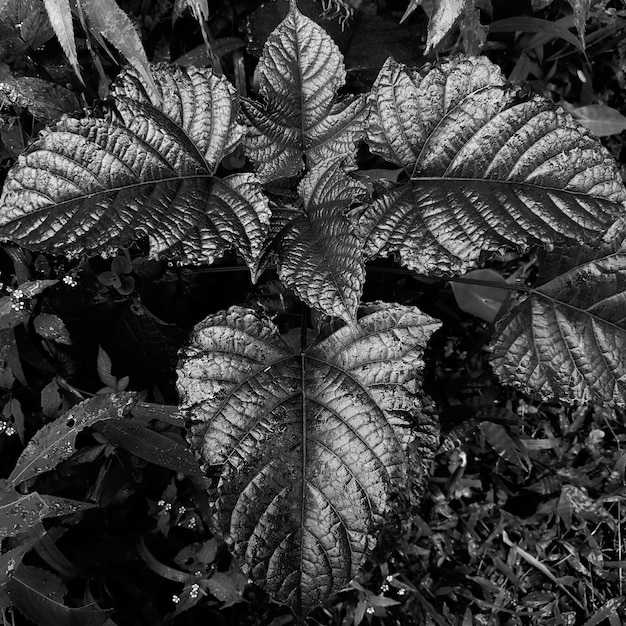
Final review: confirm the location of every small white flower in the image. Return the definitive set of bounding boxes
[189,583,200,599]
[178,505,186,515]
[172,594,180,604]
[366,606,375,615]
[380,583,389,592]
[12,289,23,299]
[397,588,406,596]
[158,499,166,507]
[385,575,394,582]
[187,517,197,529]
[5,426,15,436]
[63,275,78,287]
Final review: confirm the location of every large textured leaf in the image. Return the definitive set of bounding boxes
[361,56,626,276]
[242,0,367,182]
[177,304,440,614]
[0,64,270,268]
[490,238,626,406]
[261,161,368,323]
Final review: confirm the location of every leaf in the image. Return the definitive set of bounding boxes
[487,16,585,55]
[242,0,367,182]
[0,490,93,537]
[42,0,82,82]
[450,269,509,322]
[94,419,203,476]
[78,0,157,97]
[567,104,626,137]
[248,0,423,80]
[490,239,626,406]
[205,570,247,607]
[96,346,117,388]
[565,0,591,43]
[177,303,440,614]
[0,65,270,269]
[0,64,81,123]
[479,421,529,470]
[34,313,72,344]
[111,63,243,169]
[423,0,465,53]
[8,393,137,488]
[0,280,58,331]
[361,56,626,276]
[7,565,112,626]
[265,161,368,323]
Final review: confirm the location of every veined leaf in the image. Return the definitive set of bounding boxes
[242,0,367,182]
[112,63,243,170]
[362,56,626,276]
[177,303,440,614]
[490,239,626,406]
[263,161,368,323]
[0,65,270,268]
[7,393,136,488]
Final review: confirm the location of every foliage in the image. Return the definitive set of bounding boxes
[0,0,625,624]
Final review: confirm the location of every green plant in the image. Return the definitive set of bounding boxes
[1,0,626,622]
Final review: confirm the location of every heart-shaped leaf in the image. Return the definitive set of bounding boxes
[177,303,440,614]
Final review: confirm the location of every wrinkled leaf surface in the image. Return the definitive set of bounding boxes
[0,65,270,269]
[491,240,626,406]
[362,56,626,275]
[177,304,440,614]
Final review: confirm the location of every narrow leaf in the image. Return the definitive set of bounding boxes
[42,0,82,82]
[491,239,626,406]
[94,419,203,476]
[8,393,137,487]
[424,0,464,53]
[242,0,367,182]
[79,0,157,98]
[177,303,440,614]
[362,56,626,276]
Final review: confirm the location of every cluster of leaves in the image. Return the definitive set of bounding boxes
[0,0,626,624]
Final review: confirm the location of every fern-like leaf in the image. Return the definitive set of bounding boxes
[242,0,367,182]
[361,56,626,275]
[0,65,270,269]
[177,303,440,614]
[260,161,367,323]
[491,238,626,406]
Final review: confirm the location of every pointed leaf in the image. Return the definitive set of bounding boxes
[0,65,270,268]
[362,56,626,276]
[490,239,626,406]
[424,0,464,53]
[0,491,93,537]
[7,565,112,626]
[567,104,626,137]
[450,269,509,322]
[177,303,440,614]
[8,393,137,488]
[242,0,367,182]
[79,0,157,97]
[34,313,72,344]
[43,0,81,82]
[565,0,590,42]
[267,161,368,323]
